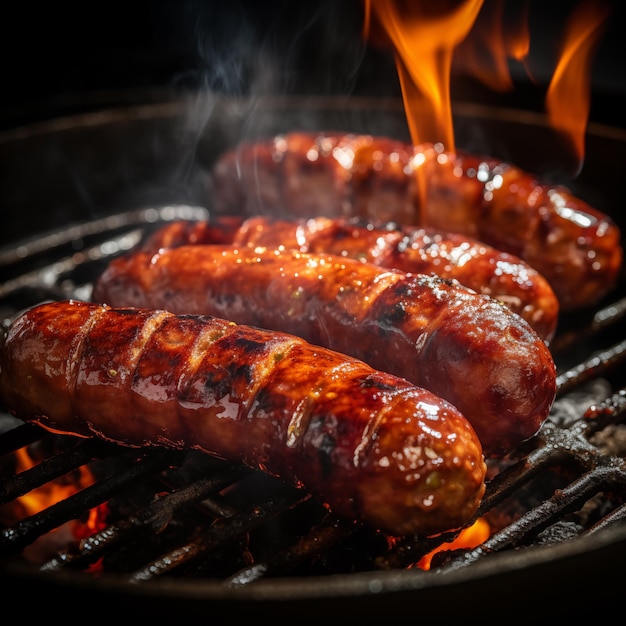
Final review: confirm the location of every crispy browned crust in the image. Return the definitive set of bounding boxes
[210,132,623,311]
[142,215,560,342]
[0,299,486,537]
[93,246,557,457]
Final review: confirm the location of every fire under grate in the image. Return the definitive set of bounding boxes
[1,205,626,588]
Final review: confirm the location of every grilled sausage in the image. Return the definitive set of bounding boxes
[92,246,557,457]
[211,132,623,311]
[0,299,487,537]
[141,215,559,342]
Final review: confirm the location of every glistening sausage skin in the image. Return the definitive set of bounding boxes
[92,246,558,457]
[141,215,559,342]
[211,132,623,311]
[0,299,487,537]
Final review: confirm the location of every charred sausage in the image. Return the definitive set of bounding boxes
[92,246,557,457]
[210,132,623,311]
[141,215,559,342]
[0,299,487,537]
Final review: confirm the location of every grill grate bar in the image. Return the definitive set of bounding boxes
[477,449,572,514]
[0,447,179,556]
[1,208,626,586]
[0,206,209,269]
[0,206,209,311]
[439,461,626,572]
[128,486,311,582]
[224,516,358,585]
[585,501,626,535]
[376,383,626,570]
[0,422,44,458]
[556,338,626,396]
[0,231,144,302]
[40,463,250,573]
[550,295,626,354]
[0,437,112,504]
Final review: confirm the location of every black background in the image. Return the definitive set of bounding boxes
[1,0,624,131]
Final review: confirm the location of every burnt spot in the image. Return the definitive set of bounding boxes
[178,313,223,324]
[307,413,337,479]
[225,360,254,386]
[202,371,237,400]
[231,335,271,358]
[217,333,271,363]
[377,300,408,326]
[368,291,409,327]
[249,385,274,415]
[186,334,271,393]
[327,224,355,244]
[361,377,399,394]
[386,279,415,298]
[132,347,180,377]
[115,307,134,315]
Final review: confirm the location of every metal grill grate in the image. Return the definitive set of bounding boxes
[1,205,626,590]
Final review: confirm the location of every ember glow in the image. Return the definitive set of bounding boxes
[363,0,610,166]
[0,445,107,563]
[11,448,95,518]
[545,1,610,163]
[416,517,490,570]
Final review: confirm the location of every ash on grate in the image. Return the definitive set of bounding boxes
[535,521,583,545]
[589,424,626,456]
[549,379,613,428]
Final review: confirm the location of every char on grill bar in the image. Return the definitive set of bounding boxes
[1,204,626,585]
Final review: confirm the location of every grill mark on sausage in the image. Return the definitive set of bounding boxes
[138,214,560,342]
[176,318,231,402]
[65,302,106,412]
[210,132,622,311]
[0,300,488,536]
[93,245,556,457]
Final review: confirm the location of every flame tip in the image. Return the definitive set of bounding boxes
[362,0,608,163]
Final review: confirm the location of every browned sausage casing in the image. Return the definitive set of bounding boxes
[211,132,623,311]
[92,246,557,457]
[0,299,487,537]
[141,215,559,342]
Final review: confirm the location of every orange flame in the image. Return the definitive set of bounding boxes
[1,445,108,563]
[416,517,490,570]
[545,1,610,164]
[11,447,96,518]
[452,0,530,93]
[364,0,484,151]
[363,0,610,164]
